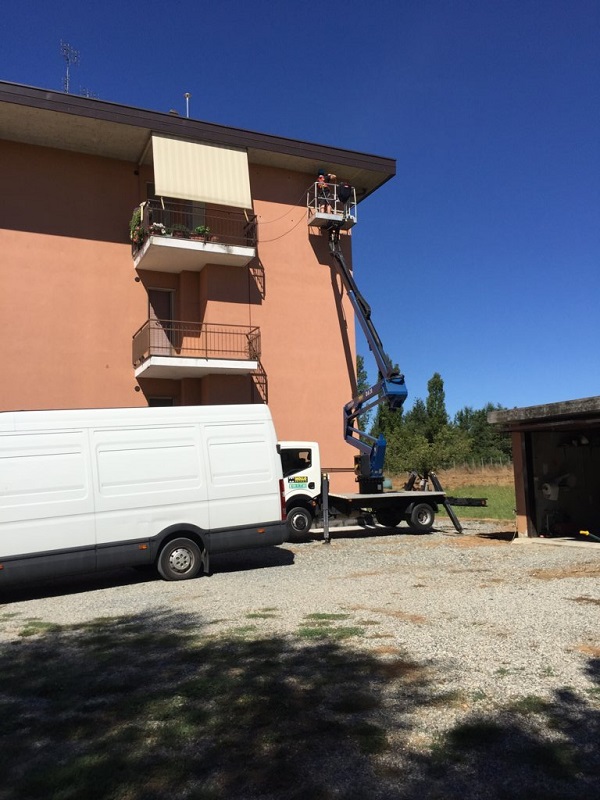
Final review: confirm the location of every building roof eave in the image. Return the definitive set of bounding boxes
[0,80,395,201]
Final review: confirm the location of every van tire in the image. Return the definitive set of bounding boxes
[286,507,313,541]
[157,537,203,581]
[409,503,435,533]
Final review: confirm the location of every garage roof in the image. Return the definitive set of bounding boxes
[489,396,600,432]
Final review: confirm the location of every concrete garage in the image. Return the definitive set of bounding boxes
[489,397,600,540]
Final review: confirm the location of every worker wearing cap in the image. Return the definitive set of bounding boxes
[317,169,335,213]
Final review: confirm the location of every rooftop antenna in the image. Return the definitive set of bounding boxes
[60,40,80,94]
[184,92,191,118]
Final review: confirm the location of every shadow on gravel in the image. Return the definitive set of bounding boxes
[396,658,600,800]
[476,531,517,541]
[308,526,436,542]
[0,547,295,602]
[0,611,597,800]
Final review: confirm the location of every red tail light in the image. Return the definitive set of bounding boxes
[279,479,287,520]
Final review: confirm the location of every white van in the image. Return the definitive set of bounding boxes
[0,405,286,585]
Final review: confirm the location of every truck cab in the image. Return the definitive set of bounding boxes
[279,441,321,538]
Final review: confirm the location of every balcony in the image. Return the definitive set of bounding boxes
[307,181,357,230]
[133,320,260,379]
[131,200,257,273]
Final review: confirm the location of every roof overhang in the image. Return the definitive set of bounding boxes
[488,396,600,432]
[0,81,395,201]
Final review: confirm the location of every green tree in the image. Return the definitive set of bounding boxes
[425,372,448,441]
[355,355,371,434]
[454,403,512,462]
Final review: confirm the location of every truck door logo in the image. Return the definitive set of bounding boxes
[288,475,308,488]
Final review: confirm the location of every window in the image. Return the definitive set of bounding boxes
[281,448,312,478]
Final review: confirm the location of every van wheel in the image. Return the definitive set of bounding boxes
[286,507,313,541]
[410,503,435,533]
[158,538,203,581]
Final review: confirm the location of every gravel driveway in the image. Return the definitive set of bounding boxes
[0,521,598,799]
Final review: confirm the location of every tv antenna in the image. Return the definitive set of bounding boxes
[184,92,191,118]
[60,41,80,94]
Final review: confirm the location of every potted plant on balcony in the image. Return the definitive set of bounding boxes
[192,225,211,242]
[170,224,191,239]
[129,208,146,247]
[149,222,166,236]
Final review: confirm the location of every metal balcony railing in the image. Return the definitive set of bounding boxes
[131,200,257,255]
[132,320,261,367]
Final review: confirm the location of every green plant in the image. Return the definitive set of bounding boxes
[170,223,190,238]
[194,225,211,238]
[128,207,146,246]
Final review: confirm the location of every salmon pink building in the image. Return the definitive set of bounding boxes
[0,81,395,490]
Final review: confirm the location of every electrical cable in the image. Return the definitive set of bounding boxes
[258,212,309,243]
[258,181,315,224]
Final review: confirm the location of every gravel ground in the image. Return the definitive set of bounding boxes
[0,520,598,799]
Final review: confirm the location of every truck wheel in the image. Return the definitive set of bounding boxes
[286,507,313,541]
[375,509,402,528]
[157,537,203,581]
[410,503,435,533]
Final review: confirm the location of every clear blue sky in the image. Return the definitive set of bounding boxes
[2,1,598,416]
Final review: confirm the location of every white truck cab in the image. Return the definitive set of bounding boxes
[279,441,321,536]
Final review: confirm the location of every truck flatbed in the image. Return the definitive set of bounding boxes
[327,490,445,516]
[319,486,451,538]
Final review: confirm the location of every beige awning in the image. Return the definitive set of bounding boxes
[151,135,253,209]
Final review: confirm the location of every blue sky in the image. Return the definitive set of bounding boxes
[2,1,598,416]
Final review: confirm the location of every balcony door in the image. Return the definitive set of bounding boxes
[148,288,175,356]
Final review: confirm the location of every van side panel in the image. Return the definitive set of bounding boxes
[204,421,282,529]
[0,431,95,562]
[92,425,208,544]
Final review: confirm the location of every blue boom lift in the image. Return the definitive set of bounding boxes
[328,235,408,493]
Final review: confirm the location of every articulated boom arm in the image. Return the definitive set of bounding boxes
[329,240,408,482]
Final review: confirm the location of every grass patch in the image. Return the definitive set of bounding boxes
[495,665,524,677]
[18,618,62,637]
[229,624,257,636]
[298,625,364,640]
[508,695,551,715]
[298,612,364,641]
[245,611,278,619]
[440,483,515,520]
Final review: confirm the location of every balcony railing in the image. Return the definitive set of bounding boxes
[131,200,257,257]
[133,320,261,368]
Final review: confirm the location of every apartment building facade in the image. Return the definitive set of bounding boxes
[0,81,395,490]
